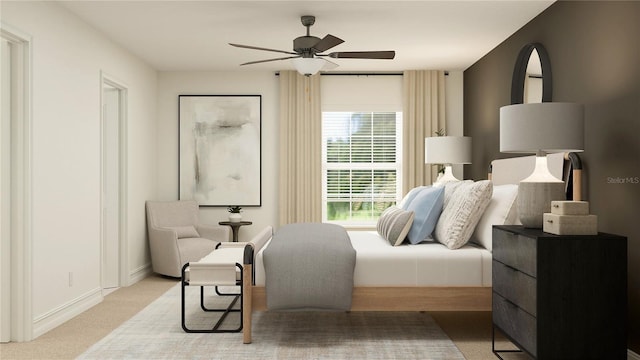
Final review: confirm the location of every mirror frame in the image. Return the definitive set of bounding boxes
[511,42,552,104]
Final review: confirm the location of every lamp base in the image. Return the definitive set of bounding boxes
[518,181,566,228]
[433,165,460,187]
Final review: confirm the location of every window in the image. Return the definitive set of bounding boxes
[320,76,403,226]
[322,111,402,225]
[320,75,403,226]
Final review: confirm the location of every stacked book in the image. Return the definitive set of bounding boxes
[543,201,598,235]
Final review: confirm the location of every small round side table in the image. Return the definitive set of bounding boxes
[218,221,252,242]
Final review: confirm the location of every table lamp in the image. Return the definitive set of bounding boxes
[424,136,472,186]
[500,102,584,227]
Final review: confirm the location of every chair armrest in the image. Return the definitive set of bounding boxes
[196,224,231,242]
[147,227,181,277]
[149,226,178,246]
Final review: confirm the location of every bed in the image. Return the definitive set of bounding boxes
[192,154,571,343]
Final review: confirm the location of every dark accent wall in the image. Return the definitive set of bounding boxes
[464,1,640,352]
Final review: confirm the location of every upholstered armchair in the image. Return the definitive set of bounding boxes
[146,200,230,277]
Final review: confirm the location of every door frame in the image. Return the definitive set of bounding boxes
[100,72,129,289]
[1,22,33,342]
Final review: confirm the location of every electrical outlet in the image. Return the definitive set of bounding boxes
[68,272,73,287]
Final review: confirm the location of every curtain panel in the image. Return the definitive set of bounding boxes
[278,71,322,225]
[402,70,447,193]
[278,70,445,224]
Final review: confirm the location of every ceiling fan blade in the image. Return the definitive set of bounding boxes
[240,55,301,66]
[229,43,297,55]
[325,51,396,59]
[311,34,344,53]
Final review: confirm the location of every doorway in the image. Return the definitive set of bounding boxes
[1,36,12,344]
[1,25,32,342]
[100,74,127,294]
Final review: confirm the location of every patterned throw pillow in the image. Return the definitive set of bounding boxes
[442,180,473,209]
[435,180,493,249]
[377,206,415,246]
[470,184,519,251]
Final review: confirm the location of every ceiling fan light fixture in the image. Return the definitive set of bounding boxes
[292,57,326,76]
[232,15,394,71]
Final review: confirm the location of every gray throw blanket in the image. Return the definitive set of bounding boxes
[264,223,356,311]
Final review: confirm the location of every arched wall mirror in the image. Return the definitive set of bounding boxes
[511,42,552,104]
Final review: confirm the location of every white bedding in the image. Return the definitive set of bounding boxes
[252,154,570,290]
[254,230,492,287]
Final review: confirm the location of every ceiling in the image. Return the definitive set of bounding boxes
[59,0,555,73]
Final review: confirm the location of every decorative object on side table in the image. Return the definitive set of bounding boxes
[492,225,627,360]
[543,200,597,235]
[218,220,253,242]
[424,135,472,186]
[500,102,584,228]
[227,206,242,223]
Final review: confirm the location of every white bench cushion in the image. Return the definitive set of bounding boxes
[185,247,244,286]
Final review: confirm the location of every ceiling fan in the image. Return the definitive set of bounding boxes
[229,15,396,76]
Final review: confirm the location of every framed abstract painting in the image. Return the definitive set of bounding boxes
[179,95,261,207]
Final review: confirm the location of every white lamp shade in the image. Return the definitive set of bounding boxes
[424,136,472,164]
[500,102,584,153]
[292,58,326,76]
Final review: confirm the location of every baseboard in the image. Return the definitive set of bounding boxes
[32,287,102,339]
[128,263,151,285]
[629,349,640,360]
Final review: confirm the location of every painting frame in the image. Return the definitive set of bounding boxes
[179,95,262,207]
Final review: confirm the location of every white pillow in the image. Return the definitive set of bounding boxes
[434,180,493,250]
[470,184,519,251]
[376,206,415,246]
[442,180,473,209]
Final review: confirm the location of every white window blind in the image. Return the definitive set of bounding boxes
[322,111,402,225]
[321,75,403,226]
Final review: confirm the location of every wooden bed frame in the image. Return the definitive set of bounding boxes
[235,153,578,344]
[240,256,492,343]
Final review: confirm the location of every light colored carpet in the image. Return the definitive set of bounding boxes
[77,284,465,360]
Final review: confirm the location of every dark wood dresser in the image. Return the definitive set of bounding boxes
[492,225,627,359]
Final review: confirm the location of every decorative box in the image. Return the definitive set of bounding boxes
[543,213,598,235]
[550,201,589,215]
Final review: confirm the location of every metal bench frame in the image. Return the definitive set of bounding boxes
[180,261,244,333]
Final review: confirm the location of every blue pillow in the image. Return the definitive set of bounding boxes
[405,186,445,244]
[399,186,429,210]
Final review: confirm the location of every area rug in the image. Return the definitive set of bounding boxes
[77,284,464,360]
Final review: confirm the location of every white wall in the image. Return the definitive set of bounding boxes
[1,0,463,337]
[157,71,279,242]
[1,1,157,337]
[157,71,462,240]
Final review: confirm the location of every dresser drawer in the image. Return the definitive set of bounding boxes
[492,260,537,316]
[492,228,537,277]
[493,292,537,357]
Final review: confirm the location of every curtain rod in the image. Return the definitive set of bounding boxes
[274,71,401,76]
[274,71,449,76]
